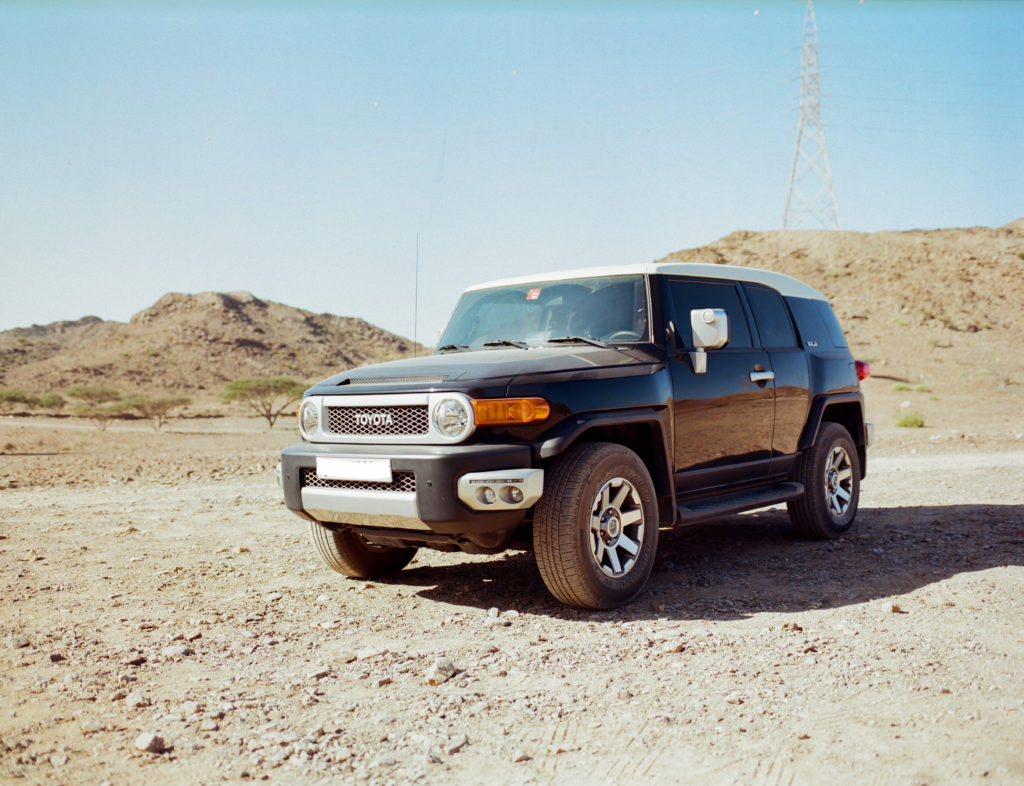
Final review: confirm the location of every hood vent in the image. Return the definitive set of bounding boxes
[347,375,448,386]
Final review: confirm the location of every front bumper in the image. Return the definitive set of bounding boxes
[280,441,537,544]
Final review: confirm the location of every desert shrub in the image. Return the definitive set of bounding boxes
[914,384,931,393]
[890,383,910,391]
[37,393,66,409]
[219,377,306,428]
[0,388,38,408]
[895,410,925,428]
[0,389,69,410]
[121,394,192,431]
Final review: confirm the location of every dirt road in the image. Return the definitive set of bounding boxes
[1,418,1022,784]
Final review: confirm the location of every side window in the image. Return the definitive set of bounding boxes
[745,285,798,348]
[666,279,752,349]
[815,301,849,348]
[786,297,829,349]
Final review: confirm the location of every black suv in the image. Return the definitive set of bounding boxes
[280,263,871,609]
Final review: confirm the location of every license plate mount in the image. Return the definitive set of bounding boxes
[315,457,393,483]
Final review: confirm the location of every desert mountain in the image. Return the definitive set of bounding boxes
[0,291,420,396]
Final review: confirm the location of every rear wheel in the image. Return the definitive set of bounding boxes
[534,442,659,609]
[308,520,417,578]
[787,422,860,539]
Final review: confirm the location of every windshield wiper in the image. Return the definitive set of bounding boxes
[483,339,529,349]
[546,335,608,348]
[437,343,469,353]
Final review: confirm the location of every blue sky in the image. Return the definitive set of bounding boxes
[1,1,1021,346]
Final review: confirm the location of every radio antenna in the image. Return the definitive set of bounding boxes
[413,233,419,357]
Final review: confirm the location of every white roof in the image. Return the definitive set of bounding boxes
[466,262,826,301]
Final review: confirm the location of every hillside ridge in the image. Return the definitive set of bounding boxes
[2,220,1022,402]
[0,290,421,397]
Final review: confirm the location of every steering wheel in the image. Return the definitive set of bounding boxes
[606,330,641,342]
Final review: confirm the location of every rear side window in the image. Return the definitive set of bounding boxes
[786,297,847,349]
[815,301,848,348]
[666,279,752,349]
[744,284,797,348]
[786,297,828,349]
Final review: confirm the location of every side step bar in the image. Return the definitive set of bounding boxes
[676,482,804,525]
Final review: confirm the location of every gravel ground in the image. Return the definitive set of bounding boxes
[1,418,1023,785]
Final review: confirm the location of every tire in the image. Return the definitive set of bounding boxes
[787,422,861,539]
[308,520,417,579]
[534,442,659,609]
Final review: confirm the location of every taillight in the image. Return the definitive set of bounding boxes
[855,360,871,381]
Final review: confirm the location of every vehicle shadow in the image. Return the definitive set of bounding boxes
[387,503,1024,620]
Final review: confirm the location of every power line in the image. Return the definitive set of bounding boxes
[828,123,1023,142]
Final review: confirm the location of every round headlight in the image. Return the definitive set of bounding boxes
[299,399,320,438]
[433,397,470,439]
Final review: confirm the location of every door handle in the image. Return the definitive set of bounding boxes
[749,370,775,383]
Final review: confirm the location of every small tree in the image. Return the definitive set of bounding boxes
[73,402,124,431]
[220,377,305,428]
[121,394,192,431]
[67,385,120,406]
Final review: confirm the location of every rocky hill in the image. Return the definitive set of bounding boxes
[0,291,420,397]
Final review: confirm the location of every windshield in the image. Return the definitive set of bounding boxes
[437,274,649,351]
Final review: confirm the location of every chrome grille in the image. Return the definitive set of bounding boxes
[301,468,416,494]
[325,405,429,436]
[349,375,447,386]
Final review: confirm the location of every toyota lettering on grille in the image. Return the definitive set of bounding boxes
[354,412,395,428]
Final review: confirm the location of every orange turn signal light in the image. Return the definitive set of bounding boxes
[472,397,550,426]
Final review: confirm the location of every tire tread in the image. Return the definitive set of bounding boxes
[534,442,657,609]
[787,422,860,539]
[308,521,417,578]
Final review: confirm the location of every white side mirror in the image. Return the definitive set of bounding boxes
[689,308,729,374]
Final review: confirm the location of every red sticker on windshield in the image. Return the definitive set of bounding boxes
[526,288,541,301]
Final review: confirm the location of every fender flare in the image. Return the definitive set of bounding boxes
[533,408,674,522]
[799,394,868,477]
[799,394,867,449]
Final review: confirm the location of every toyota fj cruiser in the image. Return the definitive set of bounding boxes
[280,263,871,609]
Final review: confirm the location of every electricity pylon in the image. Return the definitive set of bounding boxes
[782,0,840,230]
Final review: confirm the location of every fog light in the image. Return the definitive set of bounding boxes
[477,486,497,505]
[502,485,524,504]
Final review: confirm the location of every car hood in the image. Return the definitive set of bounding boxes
[309,345,655,394]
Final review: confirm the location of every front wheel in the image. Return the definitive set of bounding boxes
[308,520,417,579]
[534,442,659,609]
[787,422,861,539]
